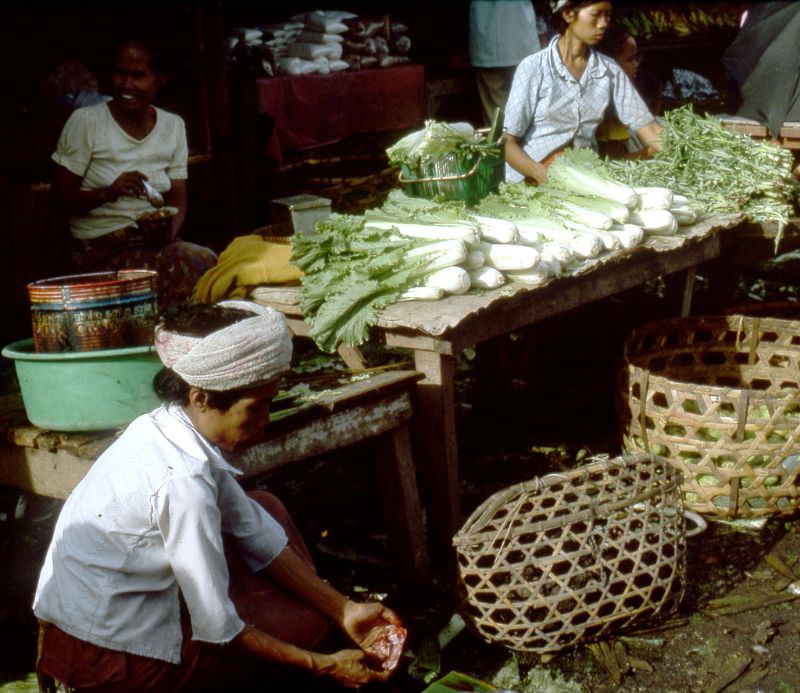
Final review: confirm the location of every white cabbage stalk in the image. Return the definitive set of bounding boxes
[635,186,674,210]
[461,249,486,270]
[562,219,620,251]
[670,205,698,225]
[479,241,540,271]
[468,266,506,289]
[424,266,471,294]
[471,215,519,244]
[405,239,467,274]
[609,223,645,249]
[515,220,603,259]
[629,209,679,235]
[547,160,639,208]
[504,266,552,286]
[399,286,445,301]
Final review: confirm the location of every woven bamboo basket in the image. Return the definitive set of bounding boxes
[620,314,800,519]
[453,453,687,654]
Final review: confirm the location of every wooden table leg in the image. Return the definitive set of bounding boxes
[374,424,429,583]
[681,266,697,317]
[336,344,367,371]
[411,349,460,570]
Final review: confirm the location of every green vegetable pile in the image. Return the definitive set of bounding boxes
[607,106,800,233]
[364,189,469,225]
[385,120,500,169]
[291,214,428,353]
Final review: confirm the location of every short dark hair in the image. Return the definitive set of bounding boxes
[548,1,604,34]
[596,21,632,59]
[152,302,263,410]
[115,34,173,77]
[94,30,178,88]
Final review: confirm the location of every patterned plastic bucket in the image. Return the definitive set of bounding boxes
[27,270,158,353]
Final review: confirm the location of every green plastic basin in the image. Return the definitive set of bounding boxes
[2,338,162,431]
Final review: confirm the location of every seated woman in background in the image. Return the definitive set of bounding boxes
[50,34,217,309]
[595,22,662,159]
[503,0,662,183]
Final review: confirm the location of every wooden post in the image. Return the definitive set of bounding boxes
[373,425,429,583]
[681,266,697,317]
[411,349,460,570]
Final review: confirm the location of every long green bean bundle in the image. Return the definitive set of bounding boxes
[608,106,799,231]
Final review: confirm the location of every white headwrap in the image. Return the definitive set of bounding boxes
[550,0,571,13]
[154,300,293,391]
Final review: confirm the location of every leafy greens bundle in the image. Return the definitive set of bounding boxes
[292,213,434,353]
[608,106,799,233]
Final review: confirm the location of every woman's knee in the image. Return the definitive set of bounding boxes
[247,490,289,525]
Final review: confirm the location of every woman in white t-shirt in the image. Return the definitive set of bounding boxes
[51,35,217,309]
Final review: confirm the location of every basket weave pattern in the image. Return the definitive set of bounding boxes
[620,315,800,518]
[453,454,686,653]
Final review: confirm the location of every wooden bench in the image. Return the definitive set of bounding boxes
[0,370,428,581]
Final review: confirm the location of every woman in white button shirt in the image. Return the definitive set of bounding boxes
[34,301,405,691]
[504,0,663,183]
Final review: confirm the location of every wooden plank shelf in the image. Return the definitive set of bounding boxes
[720,118,800,150]
[0,370,429,581]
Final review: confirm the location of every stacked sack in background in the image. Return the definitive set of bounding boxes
[283,10,351,75]
[227,9,411,77]
[340,14,411,70]
[226,24,304,75]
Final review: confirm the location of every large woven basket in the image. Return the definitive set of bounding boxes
[453,453,687,654]
[620,314,800,519]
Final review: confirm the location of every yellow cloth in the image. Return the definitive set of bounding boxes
[193,234,303,304]
[596,113,631,143]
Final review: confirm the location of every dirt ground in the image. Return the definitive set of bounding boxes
[2,258,800,693]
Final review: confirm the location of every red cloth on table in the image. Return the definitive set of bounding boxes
[256,64,425,164]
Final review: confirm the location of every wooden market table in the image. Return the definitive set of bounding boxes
[0,370,428,581]
[250,213,746,559]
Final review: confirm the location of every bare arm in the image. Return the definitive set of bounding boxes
[233,624,387,688]
[635,120,663,155]
[51,162,186,238]
[51,163,153,215]
[228,546,400,687]
[164,178,187,239]
[504,134,549,184]
[264,547,402,643]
